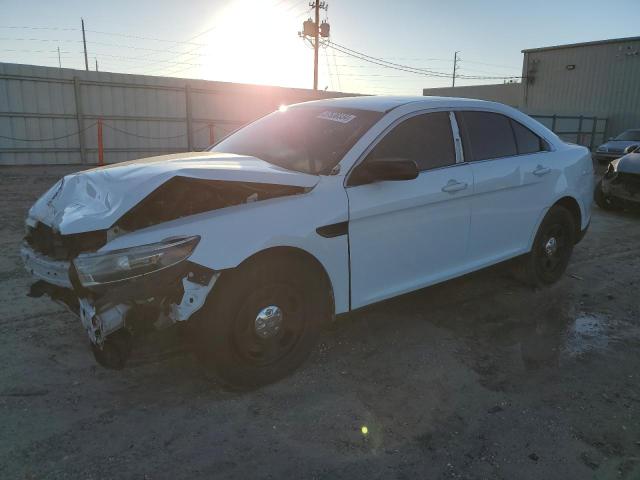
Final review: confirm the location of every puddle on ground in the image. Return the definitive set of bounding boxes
[436,309,612,374]
[565,313,609,356]
[518,312,610,370]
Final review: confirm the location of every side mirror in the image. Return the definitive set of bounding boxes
[624,145,639,154]
[350,157,419,186]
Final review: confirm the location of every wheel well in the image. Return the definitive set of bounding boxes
[552,196,582,241]
[231,247,335,316]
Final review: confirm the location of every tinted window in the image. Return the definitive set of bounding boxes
[511,120,543,154]
[211,107,383,175]
[456,111,517,161]
[367,112,455,171]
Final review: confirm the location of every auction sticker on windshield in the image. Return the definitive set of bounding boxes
[317,111,357,123]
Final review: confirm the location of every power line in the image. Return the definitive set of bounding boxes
[323,40,523,80]
[326,40,457,76]
[330,46,342,91]
[0,26,211,48]
[323,42,452,79]
[323,47,333,90]
[0,36,208,57]
[461,59,521,69]
[86,30,206,47]
[0,25,77,32]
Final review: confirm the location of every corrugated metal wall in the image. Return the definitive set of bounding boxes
[0,62,354,165]
[522,37,640,139]
[423,83,523,108]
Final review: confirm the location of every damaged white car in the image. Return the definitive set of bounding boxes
[21,96,593,388]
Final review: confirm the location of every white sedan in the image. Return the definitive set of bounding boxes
[21,96,594,388]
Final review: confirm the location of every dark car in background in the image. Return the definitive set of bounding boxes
[595,145,640,210]
[594,129,640,163]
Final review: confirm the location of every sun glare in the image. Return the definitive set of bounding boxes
[200,0,311,88]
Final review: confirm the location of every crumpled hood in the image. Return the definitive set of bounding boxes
[29,152,319,234]
[616,152,640,175]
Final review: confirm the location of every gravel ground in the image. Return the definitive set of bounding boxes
[1,165,639,480]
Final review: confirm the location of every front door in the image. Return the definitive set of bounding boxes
[346,111,474,309]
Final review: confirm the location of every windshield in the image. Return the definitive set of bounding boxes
[615,130,640,141]
[209,106,383,175]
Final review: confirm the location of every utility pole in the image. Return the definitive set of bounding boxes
[57,46,61,68]
[313,1,320,90]
[95,57,98,72]
[81,18,89,71]
[300,2,329,90]
[452,51,460,87]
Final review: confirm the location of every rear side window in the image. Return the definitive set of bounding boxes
[456,111,517,161]
[511,120,544,154]
[367,111,455,171]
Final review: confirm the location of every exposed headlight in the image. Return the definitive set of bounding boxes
[605,159,620,179]
[597,146,607,152]
[73,236,200,287]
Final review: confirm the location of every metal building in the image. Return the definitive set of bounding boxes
[522,36,640,140]
[424,36,640,146]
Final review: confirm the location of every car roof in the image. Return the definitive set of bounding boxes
[291,95,499,113]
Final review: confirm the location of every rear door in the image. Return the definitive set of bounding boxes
[346,111,473,309]
[455,110,557,266]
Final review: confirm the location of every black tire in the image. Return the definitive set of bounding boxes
[91,329,132,370]
[594,179,615,210]
[194,254,330,390]
[522,206,576,287]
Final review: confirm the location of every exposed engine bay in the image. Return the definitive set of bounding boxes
[21,175,309,369]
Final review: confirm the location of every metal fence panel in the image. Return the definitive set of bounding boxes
[0,62,354,165]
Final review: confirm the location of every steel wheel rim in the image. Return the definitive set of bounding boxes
[231,282,306,366]
[538,222,569,275]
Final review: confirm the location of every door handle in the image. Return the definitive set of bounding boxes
[441,180,468,193]
[532,165,551,176]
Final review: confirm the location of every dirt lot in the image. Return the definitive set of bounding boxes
[1,165,640,480]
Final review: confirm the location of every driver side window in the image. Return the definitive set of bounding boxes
[367,111,456,171]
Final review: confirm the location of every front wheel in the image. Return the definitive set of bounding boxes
[522,206,576,287]
[194,254,330,390]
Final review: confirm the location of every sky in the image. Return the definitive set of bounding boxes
[1,0,639,95]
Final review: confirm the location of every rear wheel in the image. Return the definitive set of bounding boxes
[522,206,575,287]
[194,254,330,390]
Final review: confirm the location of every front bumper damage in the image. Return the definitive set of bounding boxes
[21,241,218,368]
[600,173,640,208]
[21,157,316,369]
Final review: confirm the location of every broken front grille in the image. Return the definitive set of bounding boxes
[25,222,106,260]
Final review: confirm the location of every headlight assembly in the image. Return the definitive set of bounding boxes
[73,236,200,287]
[605,159,620,179]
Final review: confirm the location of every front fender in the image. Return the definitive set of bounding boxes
[98,176,351,314]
